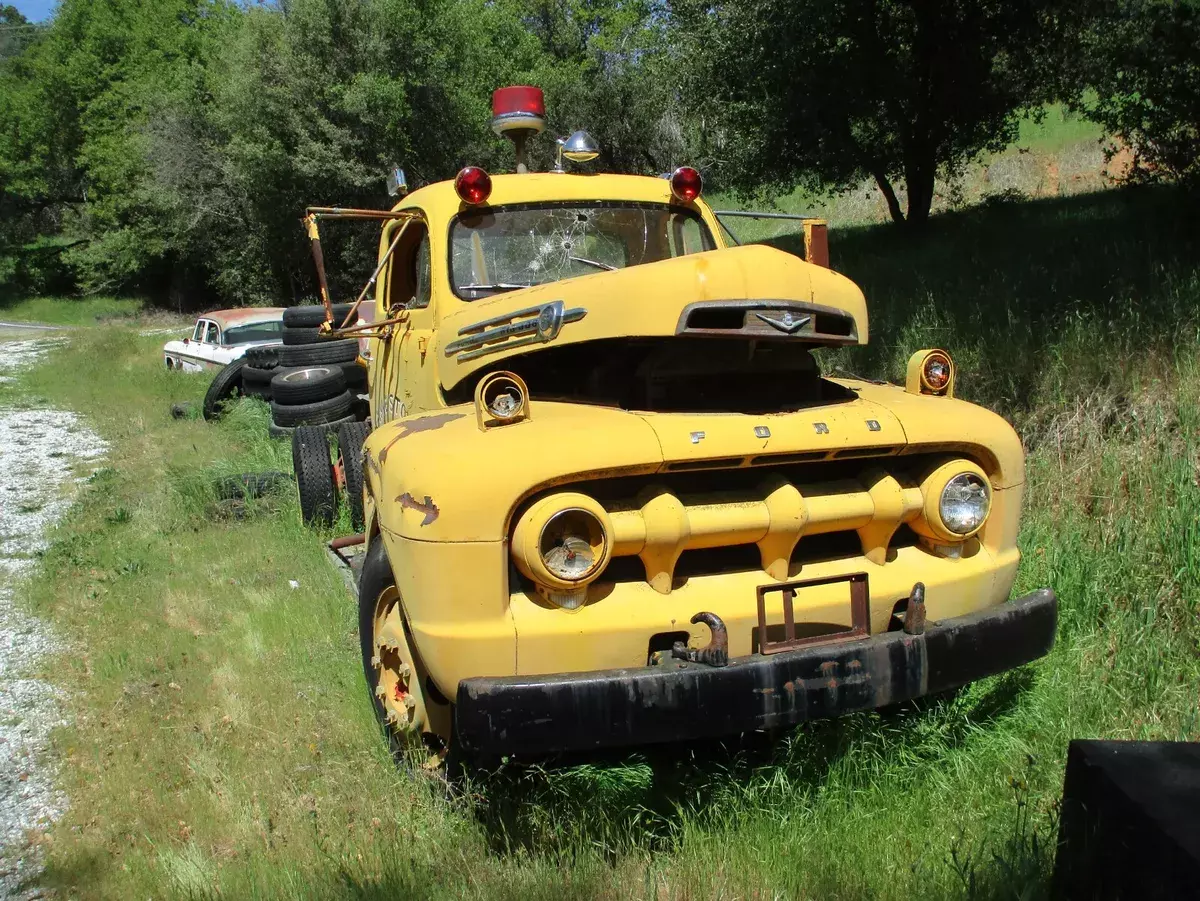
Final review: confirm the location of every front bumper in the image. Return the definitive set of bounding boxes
[455,588,1057,758]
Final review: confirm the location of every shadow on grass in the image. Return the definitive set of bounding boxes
[464,666,1039,863]
[765,184,1200,424]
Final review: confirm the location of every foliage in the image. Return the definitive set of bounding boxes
[0,0,679,307]
[1072,0,1200,185]
[674,0,1070,227]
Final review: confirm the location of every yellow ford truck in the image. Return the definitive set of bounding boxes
[297,87,1056,763]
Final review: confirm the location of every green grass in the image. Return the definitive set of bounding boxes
[9,182,1200,899]
[1013,104,1104,153]
[0,295,146,326]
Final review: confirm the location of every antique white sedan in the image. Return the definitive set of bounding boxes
[163,308,285,372]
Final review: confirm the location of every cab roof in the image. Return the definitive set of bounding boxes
[393,172,699,217]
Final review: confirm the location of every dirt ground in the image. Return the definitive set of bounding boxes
[0,332,107,900]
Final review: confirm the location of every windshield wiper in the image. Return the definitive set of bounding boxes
[459,283,532,294]
[569,255,616,272]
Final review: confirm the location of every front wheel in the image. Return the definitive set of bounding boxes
[357,539,454,769]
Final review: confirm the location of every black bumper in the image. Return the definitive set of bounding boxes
[455,588,1057,758]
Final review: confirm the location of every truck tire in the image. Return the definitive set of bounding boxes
[280,340,359,367]
[282,325,326,346]
[203,358,247,421]
[242,364,275,399]
[244,345,282,369]
[342,360,368,391]
[271,391,353,427]
[338,421,371,530]
[268,413,355,440]
[271,366,347,404]
[283,303,354,329]
[292,426,336,526]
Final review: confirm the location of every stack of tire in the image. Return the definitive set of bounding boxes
[242,303,368,439]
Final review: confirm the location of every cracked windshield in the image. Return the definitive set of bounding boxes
[450,203,714,299]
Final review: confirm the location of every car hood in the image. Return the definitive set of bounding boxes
[437,244,868,390]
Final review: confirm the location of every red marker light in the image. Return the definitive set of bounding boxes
[670,166,703,203]
[455,166,492,205]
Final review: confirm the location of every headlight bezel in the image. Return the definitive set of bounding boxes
[511,493,613,601]
[916,459,992,542]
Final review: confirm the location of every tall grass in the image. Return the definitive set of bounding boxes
[10,184,1200,899]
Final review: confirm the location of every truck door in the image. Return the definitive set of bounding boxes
[369,214,433,422]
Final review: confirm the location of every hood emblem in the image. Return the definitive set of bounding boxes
[755,310,811,334]
[445,300,587,362]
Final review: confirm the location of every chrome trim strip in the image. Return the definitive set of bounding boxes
[444,300,587,362]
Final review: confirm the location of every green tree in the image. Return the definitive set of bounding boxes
[677,0,1069,228]
[1072,0,1200,184]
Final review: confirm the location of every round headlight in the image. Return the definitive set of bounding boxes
[940,473,990,535]
[921,351,953,393]
[540,508,606,582]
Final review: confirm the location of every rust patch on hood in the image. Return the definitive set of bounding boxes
[378,412,466,463]
[397,493,439,526]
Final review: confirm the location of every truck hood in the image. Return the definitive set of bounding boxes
[437,244,868,390]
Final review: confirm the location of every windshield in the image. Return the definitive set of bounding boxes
[450,202,715,300]
[223,321,282,345]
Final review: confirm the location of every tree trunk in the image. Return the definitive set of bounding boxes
[904,155,937,229]
[871,171,906,225]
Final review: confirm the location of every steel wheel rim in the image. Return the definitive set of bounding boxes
[372,586,429,735]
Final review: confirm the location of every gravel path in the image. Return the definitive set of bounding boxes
[0,338,107,899]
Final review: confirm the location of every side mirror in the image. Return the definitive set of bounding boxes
[183,337,189,344]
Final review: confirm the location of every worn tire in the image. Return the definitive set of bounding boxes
[282,325,326,346]
[338,421,371,530]
[242,365,275,399]
[271,366,347,404]
[202,358,247,421]
[244,345,282,369]
[283,303,354,329]
[292,426,337,526]
[342,360,368,391]
[271,391,353,427]
[268,413,355,440]
[280,340,359,367]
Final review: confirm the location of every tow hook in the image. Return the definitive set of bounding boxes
[904,582,927,635]
[672,612,729,667]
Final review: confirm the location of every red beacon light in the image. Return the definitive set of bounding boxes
[670,166,703,203]
[455,166,492,205]
[492,86,545,174]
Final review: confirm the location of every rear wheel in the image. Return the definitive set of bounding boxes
[292,426,336,526]
[338,421,371,530]
[358,540,453,767]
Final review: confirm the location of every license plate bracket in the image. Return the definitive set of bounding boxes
[755,572,870,655]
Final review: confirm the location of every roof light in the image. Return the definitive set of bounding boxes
[491,86,546,136]
[454,166,492,205]
[670,166,703,203]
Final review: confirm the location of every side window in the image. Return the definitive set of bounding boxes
[412,234,431,310]
[387,220,432,311]
[205,323,220,344]
[192,321,206,342]
[669,214,712,257]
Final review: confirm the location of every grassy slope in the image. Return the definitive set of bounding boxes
[0,296,146,326]
[9,182,1200,899]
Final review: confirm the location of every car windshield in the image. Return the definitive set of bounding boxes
[223,321,282,345]
[450,202,715,300]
